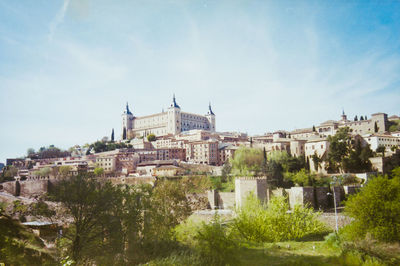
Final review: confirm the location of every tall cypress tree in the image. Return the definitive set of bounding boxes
[123,127,127,140]
[262,147,267,176]
[111,128,115,142]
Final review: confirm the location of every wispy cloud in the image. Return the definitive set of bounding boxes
[48,0,71,41]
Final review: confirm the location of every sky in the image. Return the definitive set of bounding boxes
[0,0,400,163]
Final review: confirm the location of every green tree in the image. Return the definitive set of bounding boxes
[123,127,127,140]
[27,148,35,157]
[342,139,373,173]
[49,173,121,263]
[93,167,104,176]
[376,145,385,157]
[284,168,315,186]
[326,127,351,173]
[374,121,379,133]
[1,165,18,182]
[312,125,316,132]
[111,128,115,142]
[147,133,156,142]
[230,147,263,176]
[343,169,400,242]
[312,152,322,172]
[58,166,72,178]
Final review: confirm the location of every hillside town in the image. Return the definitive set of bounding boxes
[1,97,399,182]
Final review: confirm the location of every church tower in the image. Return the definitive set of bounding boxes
[121,102,134,139]
[167,94,181,135]
[205,102,216,132]
[341,109,347,122]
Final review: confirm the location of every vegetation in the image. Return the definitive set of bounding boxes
[48,173,191,265]
[27,145,70,159]
[0,213,56,265]
[232,195,328,242]
[147,133,156,142]
[229,147,264,176]
[88,140,132,153]
[388,119,400,132]
[325,128,373,173]
[0,165,18,182]
[342,168,400,242]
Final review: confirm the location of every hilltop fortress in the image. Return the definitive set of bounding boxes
[122,95,216,139]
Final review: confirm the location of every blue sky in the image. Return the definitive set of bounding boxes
[0,0,399,163]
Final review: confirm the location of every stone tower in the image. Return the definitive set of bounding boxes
[121,102,134,139]
[167,94,181,135]
[205,102,216,132]
[341,109,347,122]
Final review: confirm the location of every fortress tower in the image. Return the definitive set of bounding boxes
[121,95,217,139]
[121,103,134,140]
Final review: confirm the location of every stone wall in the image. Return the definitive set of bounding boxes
[2,181,18,196]
[235,177,267,207]
[207,190,235,209]
[20,180,49,197]
[287,187,315,209]
[217,192,235,209]
[315,187,329,210]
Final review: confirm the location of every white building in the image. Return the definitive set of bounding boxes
[363,134,400,152]
[122,95,216,139]
[305,139,330,174]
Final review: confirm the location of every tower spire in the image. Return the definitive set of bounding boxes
[208,101,215,115]
[125,102,132,115]
[172,93,180,108]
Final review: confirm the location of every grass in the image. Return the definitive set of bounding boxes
[238,240,340,265]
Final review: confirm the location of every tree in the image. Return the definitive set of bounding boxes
[147,133,156,142]
[94,167,104,176]
[262,147,268,176]
[374,121,379,133]
[123,127,127,140]
[49,173,121,263]
[354,115,358,121]
[27,148,35,157]
[230,147,263,176]
[376,145,385,157]
[111,128,115,142]
[360,116,364,120]
[342,139,373,173]
[343,169,400,242]
[312,152,322,172]
[312,125,316,132]
[326,127,351,173]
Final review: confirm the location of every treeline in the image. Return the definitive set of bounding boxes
[88,140,133,154]
[46,173,191,265]
[27,145,70,159]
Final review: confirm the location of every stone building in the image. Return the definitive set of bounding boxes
[305,139,330,174]
[185,140,219,165]
[122,95,216,139]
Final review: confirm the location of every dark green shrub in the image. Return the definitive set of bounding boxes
[343,172,400,242]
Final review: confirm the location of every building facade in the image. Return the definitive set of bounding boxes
[122,95,216,139]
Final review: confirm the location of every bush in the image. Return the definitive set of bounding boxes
[194,215,239,266]
[232,195,328,242]
[174,215,239,266]
[343,172,400,242]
